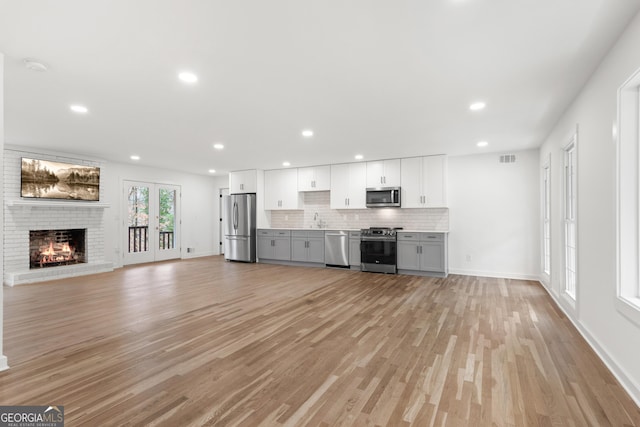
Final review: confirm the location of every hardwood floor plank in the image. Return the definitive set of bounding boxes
[1,256,638,426]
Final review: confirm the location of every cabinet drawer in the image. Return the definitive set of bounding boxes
[291,230,308,238]
[307,230,325,238]
[258,230,274,237]
[274,230,291,237]
[397,232,421,241]
[420,233,444,242]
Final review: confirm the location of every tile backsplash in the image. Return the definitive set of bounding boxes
[269,191,449,230]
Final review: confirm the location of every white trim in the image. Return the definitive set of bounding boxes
[448,268,539,281]
[0,355,8,372]
[616,65,640,324]
[541,155,552,280]
[539,281,640,407]
[562,128,579,311]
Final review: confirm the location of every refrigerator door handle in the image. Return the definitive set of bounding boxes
[233,202,238,230]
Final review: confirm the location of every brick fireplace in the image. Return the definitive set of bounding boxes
[3,149,113,285]
[29,228,87,269]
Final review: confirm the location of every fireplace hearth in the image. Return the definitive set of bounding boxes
[29,229,87,269]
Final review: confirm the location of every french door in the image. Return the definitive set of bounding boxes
[124,181,181,265]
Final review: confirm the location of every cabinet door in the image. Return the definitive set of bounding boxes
[257,236,273,260]
[424,155,447,207]
[349,238,361,266]
[330,164,350,209]
[367,159,401,187]
[382,159,401,187]
[263,170,281,210]
[347,163,367,209]
[397,241,421,270]
[312,165,331,191]
[273,237,291,261]
[229,170,257,194]
[280,169,301,209]
[400,157,424,208]
[366,161,385,187]
[265,169,301,210]
[420,241,445,272]
[307,237,325,263]
[290,237,308,262]
[297,167,315,192]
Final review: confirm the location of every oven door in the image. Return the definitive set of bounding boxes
[360,239,397,273]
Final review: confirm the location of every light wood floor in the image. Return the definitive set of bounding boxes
[1,256,639,426]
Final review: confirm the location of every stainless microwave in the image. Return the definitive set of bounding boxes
[366,187,401,208]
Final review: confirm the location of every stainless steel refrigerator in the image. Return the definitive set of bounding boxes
[223,193,257,262]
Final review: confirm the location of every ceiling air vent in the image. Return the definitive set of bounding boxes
[499,154,516,164]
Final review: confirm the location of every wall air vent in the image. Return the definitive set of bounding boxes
[499,154,516,164]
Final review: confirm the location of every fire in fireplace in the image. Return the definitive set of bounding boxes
[29,229,87,269]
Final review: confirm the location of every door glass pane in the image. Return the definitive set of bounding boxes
[128,185,149,253]
[159,188,176,250]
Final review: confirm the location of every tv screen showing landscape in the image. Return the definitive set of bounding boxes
[21,158,100,201]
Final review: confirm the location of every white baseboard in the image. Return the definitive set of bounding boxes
[449,268,539,281]
[0,355,8,371]
[182,250,217,259]
[539,281,640,407]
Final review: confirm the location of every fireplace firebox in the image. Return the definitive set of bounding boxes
[29,229,87,269]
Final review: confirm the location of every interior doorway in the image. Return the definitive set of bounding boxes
[219,188,229,254]
[124,181,181,265]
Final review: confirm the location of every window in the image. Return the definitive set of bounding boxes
[616,67,640,325]
[563,136,577,300]
[542,160,551,277]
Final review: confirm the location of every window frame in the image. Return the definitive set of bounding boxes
[542,157,551,280]
[562,130,578,307]
[616,67,640,326]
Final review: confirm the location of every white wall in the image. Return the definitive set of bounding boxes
[539,11,640,404]
[103,162,227,268]
[448,149,539,280]
[0,52,8,370]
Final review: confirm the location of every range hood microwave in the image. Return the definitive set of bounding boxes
[366,187,401,208]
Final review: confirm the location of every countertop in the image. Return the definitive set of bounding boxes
[258,227,448,233]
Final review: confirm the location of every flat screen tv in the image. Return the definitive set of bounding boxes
[21,158,100,201]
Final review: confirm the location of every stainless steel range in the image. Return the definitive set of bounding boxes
[360,227,398,274]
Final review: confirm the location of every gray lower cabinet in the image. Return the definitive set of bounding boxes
[257,229,291,261]
[349,231,361,268]
[397,232,448,277]
[291,230,325,263]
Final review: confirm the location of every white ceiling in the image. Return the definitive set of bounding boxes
[0,1,639,176]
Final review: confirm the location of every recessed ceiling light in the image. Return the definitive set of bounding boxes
[178,72,198,84]
[469,102,486,111]
[208,169,216,174]
[213,143,224,150]
[282,161,291,167]
[354,154,363,160]
[70,105,88,114]
[130,155,140,160]
[302,129,314,138]
[23,58,47,72]
[477,141,489,147]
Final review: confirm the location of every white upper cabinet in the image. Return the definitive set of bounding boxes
[330,163,367,209]
[264,169,302,210]
[366,159,401,187]
[229,169,258,194]
[297,165,330,192]
[400,155,447,208]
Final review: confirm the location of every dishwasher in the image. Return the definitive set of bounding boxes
[324,230,349,268]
